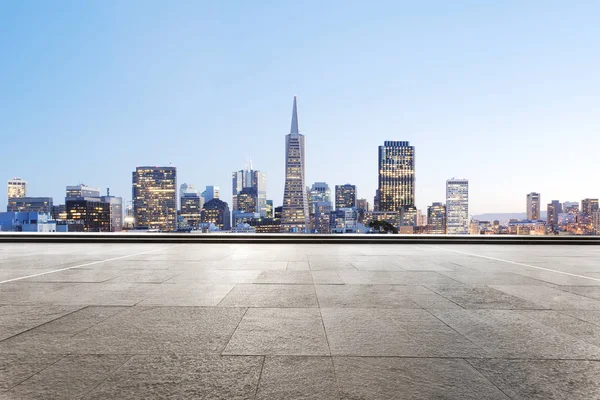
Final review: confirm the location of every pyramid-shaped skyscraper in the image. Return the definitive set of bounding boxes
[281,96,309,233]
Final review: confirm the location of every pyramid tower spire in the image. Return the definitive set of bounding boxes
[290,96,299,135]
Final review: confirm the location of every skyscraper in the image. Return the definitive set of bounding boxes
[526,192,541,220]
[232,163,267,216]
[427,202,447,234]
[281,96,309,233]
[66,184,100,199]
[335,184,357,209]
[547,200,562,227]
[378,141,415,212]
[201,186,220,203]
[7,178,27,199]
[201,198,231,231]
[446,179,469,235]
[581,198,599,216]
[132,166,177,231]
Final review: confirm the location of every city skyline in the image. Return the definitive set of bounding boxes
[2,3,599,215]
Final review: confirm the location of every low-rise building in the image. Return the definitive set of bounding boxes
[0,212,56,232]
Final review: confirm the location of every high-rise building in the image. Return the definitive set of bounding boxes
[315,201,332,234]
[446,179,469,235]
[563,201,579,214]
[581,199,599,216]
[100,193,123,232]
[330,208,358,233]
[593,211,600,235]
[427,202,447,234]
[356,198,369,223]
[526,192,541,220]
[236,187,258,213]
[201,186,220,203]
[281,96,309,233]
[66,197,111,232]
[7,197,53,213]
[180,190,204,230]
[201,198,231,230]
[132,166,177,231]
[266,200,274,218]
[378,141,415,212]
[232,164,267,216]
[335,184,357,209]
[66,184,100,199]
[547,200,562,227]
[309,182,331,212]
[7,178,27,199]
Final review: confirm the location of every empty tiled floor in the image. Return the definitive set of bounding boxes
[1,243,600,399]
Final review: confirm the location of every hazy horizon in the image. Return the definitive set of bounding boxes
[2,1,599,215]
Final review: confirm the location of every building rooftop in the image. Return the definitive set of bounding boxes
[1,240,600,398]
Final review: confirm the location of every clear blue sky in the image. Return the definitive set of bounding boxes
[1,1,598,215]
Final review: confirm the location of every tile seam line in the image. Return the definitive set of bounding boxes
[424,245,600,283]
[6,354,67,392]
[463,358,514,400]
[80,354,136,400]
[0,245,183,284]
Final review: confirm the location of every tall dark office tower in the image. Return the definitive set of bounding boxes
[547,200,562,227]
[377,141,415,212]
[232,163,267,216]
[427,202,447,234]
[335,184,357,209]
[281,97,309,232]
[526,192,541,220]
[132,166,177,231]
[581,198,599,216]
[201,198,231,231]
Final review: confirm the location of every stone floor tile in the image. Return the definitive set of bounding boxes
[321,308,485,357]
[315,285,422,308]
[427,285,543,309]
[432,309,600,359]
[0,354,62,391]
[468,359,600,400]
[217,284,318,307]
[334,357,509,400]
[2,354,130,399]
[223,308,330,355]
[286,261,310,270]
[311,271,344,285]
[490,284,600,310]
[138,284,235,306]
[0,305,83,340]
[256,356,338,400]
[85,355,263,400]
[254,270,314,284]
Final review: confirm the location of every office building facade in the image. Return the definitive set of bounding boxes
[427,202,447,234]
[378,141,415,212]
[201,198,231,231]
[232,166,267,216]
[66,197,111,232]
[547,200,562,228]
[132,166,177,231]
[7,197,53,213]
[201,186,220,203]
[526,192,541,220]
[446,179,469,234]
[281,96,309,232]
[335,184,357,209]
[7,178,27,199]
[581,198,599,216]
